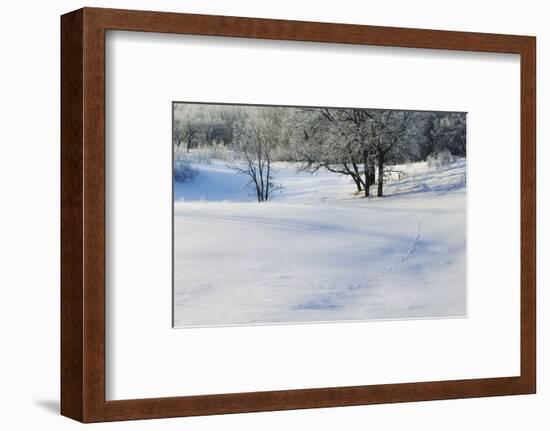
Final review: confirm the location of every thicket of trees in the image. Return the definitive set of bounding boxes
[173,103,466,201]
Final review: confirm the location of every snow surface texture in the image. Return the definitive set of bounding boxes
[173,158,467,327]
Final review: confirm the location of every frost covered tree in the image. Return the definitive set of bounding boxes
[173,104,242,152]
[293,107,376,196]
[173,102,466,199]
[370,110,421,197]
[417,112,467,159]
[173,104,201,152]
[231,109,284,202]
[336,108,375,197]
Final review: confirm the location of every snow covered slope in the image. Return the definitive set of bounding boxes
[173,159,467,327]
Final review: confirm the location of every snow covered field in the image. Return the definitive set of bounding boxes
[173,158,467,327]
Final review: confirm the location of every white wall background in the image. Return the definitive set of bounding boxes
[0,0,546,429]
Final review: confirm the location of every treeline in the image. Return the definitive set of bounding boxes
[173,103,466,200]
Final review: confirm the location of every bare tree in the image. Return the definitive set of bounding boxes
[231,109,283,202]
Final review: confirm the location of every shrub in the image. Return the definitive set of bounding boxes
[437,148,454,166]
[174,143,238,165]
[173,161,198,183]
[426,149,454,168]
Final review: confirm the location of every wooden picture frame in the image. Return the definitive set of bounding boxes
[61,7,536,423]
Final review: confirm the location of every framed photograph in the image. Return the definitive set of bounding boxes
[171,102,468,327]
[61,7,536,422]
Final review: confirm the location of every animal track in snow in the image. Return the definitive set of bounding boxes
[295,212,422,310]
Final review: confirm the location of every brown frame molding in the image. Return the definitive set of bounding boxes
[61,7,536,423]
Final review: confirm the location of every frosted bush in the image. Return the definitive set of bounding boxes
[174,143,238,164]
[426,154,436,168]
[209,143,238,162]
[437,149,454,166]
[427,149,454,168]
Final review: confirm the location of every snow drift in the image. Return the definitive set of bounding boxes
[173,159,467,327]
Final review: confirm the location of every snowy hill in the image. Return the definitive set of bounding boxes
[173,159,467,327]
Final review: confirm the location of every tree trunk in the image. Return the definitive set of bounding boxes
[363,150,370,197]
[368,159,376,185]
[264,158,271,201]
[352,162,365,189]
[377,154,384,197]
[351,174,362,192]
[344,162,362,192]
